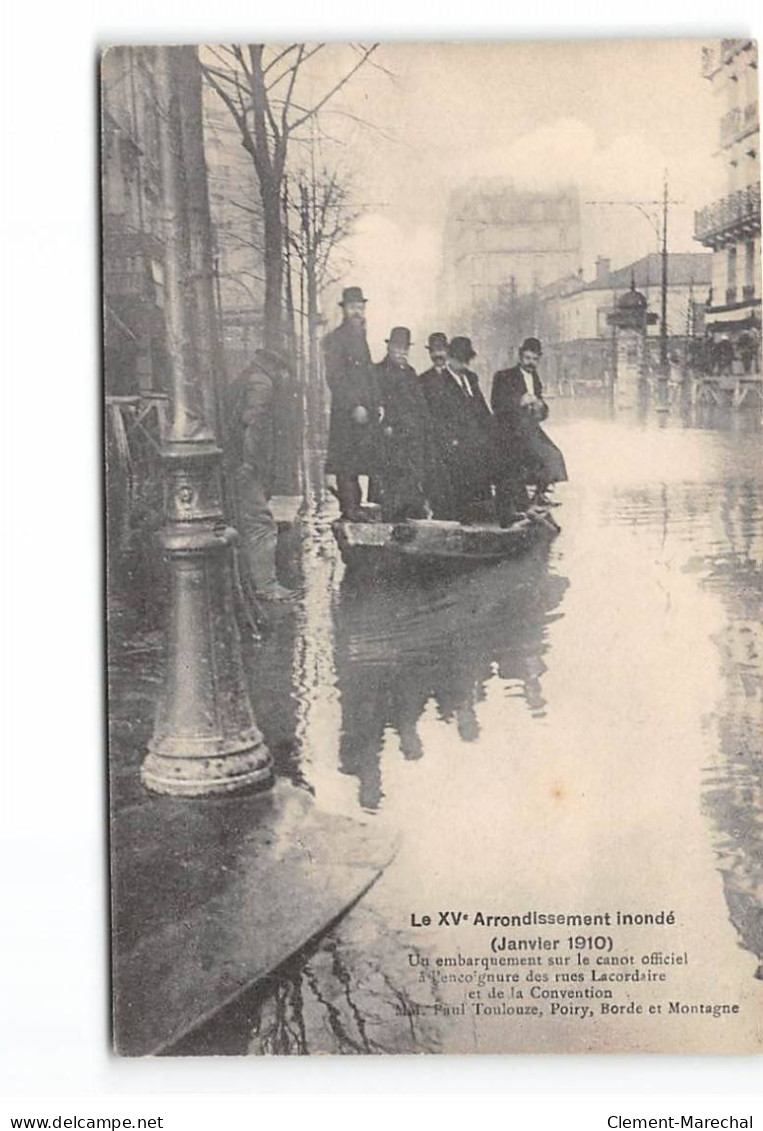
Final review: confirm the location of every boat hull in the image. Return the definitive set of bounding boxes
[332,513,559,572]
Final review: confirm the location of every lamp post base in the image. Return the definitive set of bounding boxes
[141,742,273,797]
[141,442,274,799]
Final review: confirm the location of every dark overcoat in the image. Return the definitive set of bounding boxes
[323,322,380,475]
[491,365,568,486]
[374,356,435,518]
[420,365,495,516]
[225,361,277,493]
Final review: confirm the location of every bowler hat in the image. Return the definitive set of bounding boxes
[427,332,449,352]
[520,337,542,355]
[386,326,412,348]
[448,335,476,362]
[339,286,368,306]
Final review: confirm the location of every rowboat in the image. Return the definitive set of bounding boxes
[333,507,560,571]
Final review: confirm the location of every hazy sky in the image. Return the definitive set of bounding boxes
[298,39,726,363]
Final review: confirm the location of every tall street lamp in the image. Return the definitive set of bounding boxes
[587,171,680,382]
[140,46,273,797]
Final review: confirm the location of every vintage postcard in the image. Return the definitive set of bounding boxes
[103,40,763,1055]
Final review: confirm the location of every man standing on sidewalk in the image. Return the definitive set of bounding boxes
[226,348,296,602]
[323,286,381,521]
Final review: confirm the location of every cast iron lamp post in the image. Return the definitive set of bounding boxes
[140,46,273,797]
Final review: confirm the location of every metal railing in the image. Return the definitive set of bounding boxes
[694,182,761,243]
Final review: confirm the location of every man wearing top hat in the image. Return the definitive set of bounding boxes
[373,327,438,520]
[491,336,568,511]
[374,326,433,522]
[420,335,495,522]
[323,285,381,522]
[419,331,449,379]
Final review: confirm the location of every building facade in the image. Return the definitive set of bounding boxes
[694,39,761,375]
[102,47,168,395]
[102,48,269,395]
[537,253,712,388]
[438,181,582,335]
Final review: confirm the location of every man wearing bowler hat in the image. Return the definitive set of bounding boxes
[491,336,568,512]
[374,326,434,521]
[420,331,449,378]
[323,285,380,522]
[420,335,494,522]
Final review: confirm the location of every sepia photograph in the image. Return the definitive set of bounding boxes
[101,39,763,1057]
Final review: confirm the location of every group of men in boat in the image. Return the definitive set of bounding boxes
[324,285,568,527]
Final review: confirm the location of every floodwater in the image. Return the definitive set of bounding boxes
[177,397,763,1056]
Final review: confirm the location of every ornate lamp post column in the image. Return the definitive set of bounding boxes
[141,47,273,797]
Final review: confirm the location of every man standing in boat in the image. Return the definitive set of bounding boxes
[420,335,494,523]
[491,337,568,510]
[417,332,453,517]
[323,285,381,522]
[374,326,433,521]
[419,331,450,379]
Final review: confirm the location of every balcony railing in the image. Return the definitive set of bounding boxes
[694,182,761,244]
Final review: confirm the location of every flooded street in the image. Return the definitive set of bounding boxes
[166,399,763,1056]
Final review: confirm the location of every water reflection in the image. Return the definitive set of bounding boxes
[332,549,568,811]
[171,403,763,1055]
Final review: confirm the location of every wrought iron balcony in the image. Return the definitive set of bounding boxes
[694,182,761,246]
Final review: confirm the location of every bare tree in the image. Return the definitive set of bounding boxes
[289,168,358,380]
[201,43,378,356]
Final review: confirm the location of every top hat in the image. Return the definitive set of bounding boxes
[448,335,476,363]
[387,326,412,348]
[427,332,449,352]
[520,337,542,355]
[339,286,368,306]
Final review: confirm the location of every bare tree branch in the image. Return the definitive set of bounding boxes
[262,44,300,75]
[202,64,249,140]
[266,44,324,92]
[287,44,379,134]
[281,44,304,134]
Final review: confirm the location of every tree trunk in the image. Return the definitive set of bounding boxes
[305,256,324,445]
[261,182,284,354]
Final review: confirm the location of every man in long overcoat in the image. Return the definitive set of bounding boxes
[420,335,494,522]
[491,337,568,511]
[323,285,380,521]
[225,348,296,601]
[374,326,433,521]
